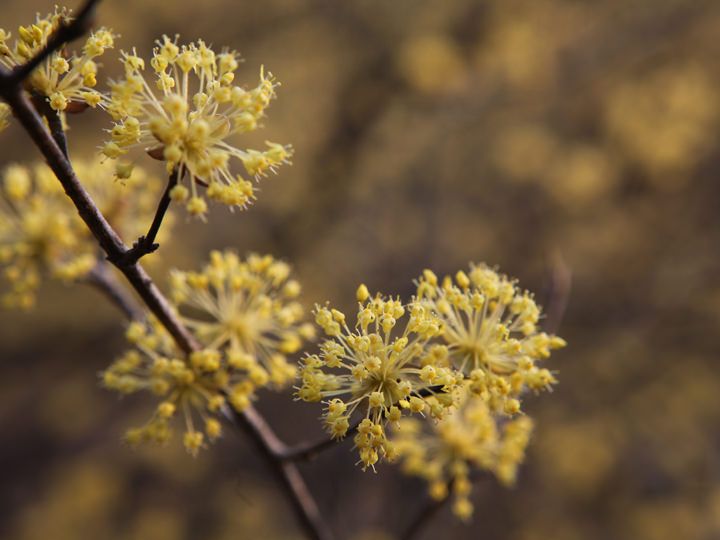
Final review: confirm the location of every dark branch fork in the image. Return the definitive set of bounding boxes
[118,168,180,266]
[0,3,335,539]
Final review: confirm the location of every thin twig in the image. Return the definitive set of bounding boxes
[225,406,334,540]
[400,473,485,540]
[542,251,572,334]
[281,419,361,462]
[0,4,335,538]
[399,493,450,540]
[31,94,69,158]
[121,169,180,265]
[84,262,144,321]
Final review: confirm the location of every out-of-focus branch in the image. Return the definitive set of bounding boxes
[84,261,144,321]
[399,493,450,540]
[400,473,487,540]
[542,251,572,334]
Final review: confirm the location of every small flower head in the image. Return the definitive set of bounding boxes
[416,265,566,414]
[102,318,226,456]
[0,7,113,114]
[103,35,292,217]
[170,251,313,412]
[0,103,10,133]
[392,390,534,520]
[297,288,462,469]
[0,158,169,309]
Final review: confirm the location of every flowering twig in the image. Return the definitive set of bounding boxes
[1,69,331,540]
[6,92,197,350]
[0,3,334,539]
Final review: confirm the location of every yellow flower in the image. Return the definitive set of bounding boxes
[0,7,113,113]
[0,158,170,309]
[0,103,10,133]
[170,251,314,412]
[102,318,226,457]
[416,265,566,414]
[102,35,292,217]
[392,389,534,521]
[297,287,463,470]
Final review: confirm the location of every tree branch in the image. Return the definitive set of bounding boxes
[399,493,449,540]
[225,406,334,540]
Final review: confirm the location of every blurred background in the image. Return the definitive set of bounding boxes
[2,0,720,538]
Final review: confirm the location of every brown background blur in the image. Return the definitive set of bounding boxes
[2,0,720,538]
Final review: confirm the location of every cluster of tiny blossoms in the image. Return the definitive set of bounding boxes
[391,388,534,520]
[170,250,314,411]
[0,7,114,113]
[102,35,292,217]
[298,285,464,470]
[416,264,566,415]
[103,251,313,455]
[0,158,169,309]
[0,103,9,133]
[298,264,565,512]
[102,316,225,456]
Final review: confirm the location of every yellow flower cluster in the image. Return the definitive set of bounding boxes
[102,317,226,456]
[0,7,114,113]
[297,285,464,470]
[102,35,292,217]
[392,390,534,520]
[298,264,564,489]
[103,251,313,455]
[0,158,169,309]
[170,250,314,411]
[416,264,566,415]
